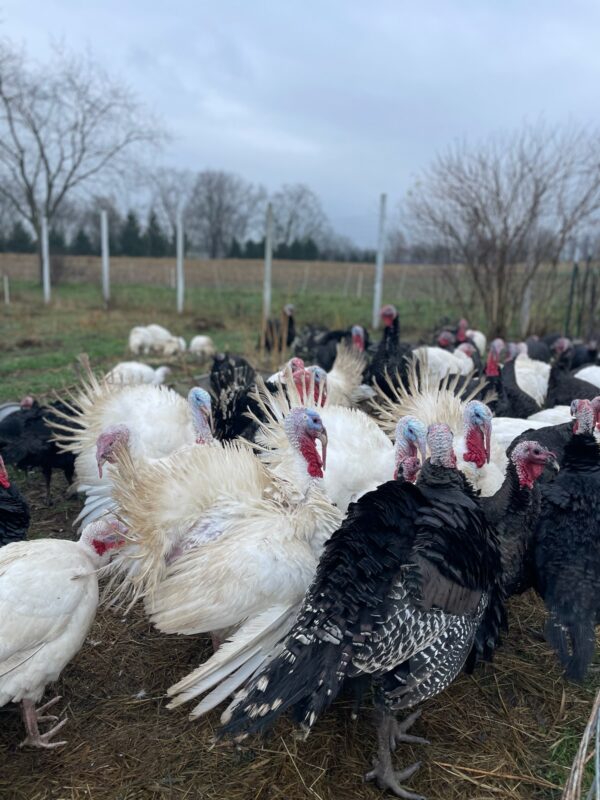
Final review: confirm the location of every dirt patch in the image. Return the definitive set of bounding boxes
[0,463,595,800]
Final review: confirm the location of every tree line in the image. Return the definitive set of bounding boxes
[2,38,600,334]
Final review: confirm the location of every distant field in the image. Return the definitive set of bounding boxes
[0,251,585,401]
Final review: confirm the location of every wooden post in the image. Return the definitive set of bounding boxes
[41,215,51,304]
[3,275,9,305]
[101,210,110,307]
[176,212,184,314]
[372,193,387,329]
[261,202,274,351]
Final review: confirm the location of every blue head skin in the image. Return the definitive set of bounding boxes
[187,387,213,443]
[394,416,427,481]
[463,400,492,468]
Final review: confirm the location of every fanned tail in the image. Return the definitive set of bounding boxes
[167,604,298,718]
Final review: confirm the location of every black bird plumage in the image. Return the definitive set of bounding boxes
[219,445,504,794]
[0,400,77,505]
[0,461,30,547]
[533,423,600,681]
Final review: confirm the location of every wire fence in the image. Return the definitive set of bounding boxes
[1,252,598,339]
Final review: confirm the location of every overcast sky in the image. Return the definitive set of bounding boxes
[3,1,600,245]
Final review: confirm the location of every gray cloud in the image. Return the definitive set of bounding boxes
[4,0,600,244]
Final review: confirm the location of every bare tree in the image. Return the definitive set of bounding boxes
[271,183,329,247]
[148,166,196,243]
[406,124,600,335]
[184,170,266,258]
[0,41,167,275]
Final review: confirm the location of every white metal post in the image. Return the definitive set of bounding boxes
[41,215,51,304]
[3,275,9,305]
[372,193,387,329]
[101,210,110,306]
[176,212,184,314]
[263,202,273,323]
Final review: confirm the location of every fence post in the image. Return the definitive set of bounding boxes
[372,193,387,329]
[41,215,51,304]
[101,210,110,307]
[176,212,184,314]
[261,203,274,351]
[3,275,9,305]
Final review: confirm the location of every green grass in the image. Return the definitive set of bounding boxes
[0,279,447,401]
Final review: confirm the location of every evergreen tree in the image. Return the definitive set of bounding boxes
[70,226,94,255]
[49,226,67,254]
[6,221,35,253]
[144,209,169,257]
[120,210,145,256]
[244,238,264,258]
[228,237,243,258]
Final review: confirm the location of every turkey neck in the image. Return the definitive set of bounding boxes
[417,460,469,491]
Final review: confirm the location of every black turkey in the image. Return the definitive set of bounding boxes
[219,423,504,798]
[533,399,600,681]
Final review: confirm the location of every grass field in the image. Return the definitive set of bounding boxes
[0,277,598,799]
[0,278,449,402]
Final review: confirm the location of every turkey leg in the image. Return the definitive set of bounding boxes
[364,707,428,800]
[20,697,68,749]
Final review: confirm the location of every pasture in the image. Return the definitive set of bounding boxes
[0,266,598,800]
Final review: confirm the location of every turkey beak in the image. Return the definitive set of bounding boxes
[317,428,328,471]
[484,420,492,464]
[547,452,560,473]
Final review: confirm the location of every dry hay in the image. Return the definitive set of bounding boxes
[0,473,598,800]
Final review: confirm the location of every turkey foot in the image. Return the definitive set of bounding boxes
[364,708,427,799]
[20,697,68,749]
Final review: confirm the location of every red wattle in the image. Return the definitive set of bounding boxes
[0,475,10,489]
[463,427,487,468]
[485,351,500,377]
[299,436,323,479]
[516,461,545,489]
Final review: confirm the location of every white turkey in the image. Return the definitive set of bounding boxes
[513,351,551,407]
[51,371,213,528]
[102,408,342,667]
[467,327,487,356]
[105,362,171,386]
[0,518,125,749]
[165,415,428,719]
[574,365,600,389]
[413,345,474,384]
[371,359,505,495]
[189,335,216,361]
[259,366,397,510]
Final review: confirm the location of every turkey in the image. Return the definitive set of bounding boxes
[50,371,213,528]
[544,357,599,408]
[466,328,487,357]
[524,336,552,363]
[0,456,30,547]
[371,359,505,495]
[532,399,600,681]
[189,335,216,361]
[0,398,78,505]
[105,362,171,386]
[485,339,541,419]
[263,367,397,511]
[364,305,414,398]
[218,423,504,799]
[574,364,600,389]
[481,441,559,597]
[103,408,342,659]
[412,345,474,384]
[263,304,295,353]
[293,323,369,371]
[166,415,428,718]
[0,518,125,748]
[308,345,372,408]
